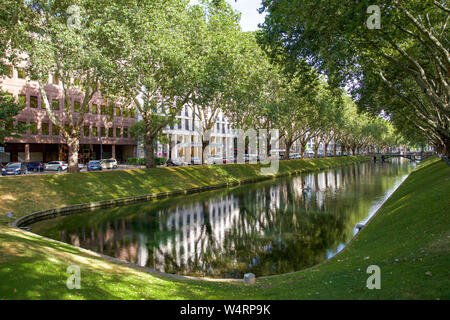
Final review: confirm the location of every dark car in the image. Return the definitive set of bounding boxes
[87,160,102,171]
[25,161,45,172]
[1,162,27,176]
[190,157,202,166]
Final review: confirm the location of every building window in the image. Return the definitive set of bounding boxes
[90,104,96,114]
[17,121,26,132]
[123,127,128,138]
[101,127,106,137]
[92,127,98,137]
[108,127,113,137]
[30,96,38,108]
[30,122,37,135]
[3,64,13,78]
[52,124,60,135]
[18,94,26,107]
[116,127,121,138]
[74,101,81,113]
[17,68,25,79]
[115,107,121,117]
[100,105,107,115]
[52,99,60,111]
[178,121,182,129]
[42,123,49,135]
[108,105,114,116]
[83,126,89,137]
[185,119,189,131]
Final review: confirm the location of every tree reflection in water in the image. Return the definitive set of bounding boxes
[30,160,412,278]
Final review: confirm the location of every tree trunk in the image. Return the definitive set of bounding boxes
[67,138,80,173]
[266,133,271,157]
[284,140,293,160]
[144,138,155,168]
[333,142,337,157]
[202,140,210,164]
[300,143,305,159]
[324,142,329,157]
[314,144,319,158]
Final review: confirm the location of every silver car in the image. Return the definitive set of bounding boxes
[207,155,223,165]
[100,159,118,169]
[44,161,68,172]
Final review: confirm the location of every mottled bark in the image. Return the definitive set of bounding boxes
[67,138,80,173]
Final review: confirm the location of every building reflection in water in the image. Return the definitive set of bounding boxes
[33,160,412,278]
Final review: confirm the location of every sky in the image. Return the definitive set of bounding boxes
[190,0,267,32]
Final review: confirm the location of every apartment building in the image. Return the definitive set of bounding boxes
[0,65,137,164]
[136,105,239,162]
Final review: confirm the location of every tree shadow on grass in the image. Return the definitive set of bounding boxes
[0,227,257,300]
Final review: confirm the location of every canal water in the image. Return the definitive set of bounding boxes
[29,159,414,278]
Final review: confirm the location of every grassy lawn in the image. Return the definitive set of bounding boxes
[0,156,448,299]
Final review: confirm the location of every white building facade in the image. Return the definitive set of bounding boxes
[136,105,239,162]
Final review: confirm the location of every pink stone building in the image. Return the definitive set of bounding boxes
[0,66,137,164]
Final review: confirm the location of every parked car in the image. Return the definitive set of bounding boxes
[44,161,68,172]
[100,159,118,169]
[222,157,234,164]
[166,158,187,167]
[289,153,301,159]
[78,163,85,170]
[244,154,258,163]
[190,157,202,166]
[207,155,223,165]
[25,161,44,172]
[304,151,314,159]
[1,162,27,176]
[87,160,102,171]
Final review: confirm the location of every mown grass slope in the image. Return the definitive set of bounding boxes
[0,156,448,300]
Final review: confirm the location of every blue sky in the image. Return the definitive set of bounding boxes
[190,1,267,31]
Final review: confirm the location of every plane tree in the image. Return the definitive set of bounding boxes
[259,0,449,156]
[16,0,122,172]
[104,0,196,168]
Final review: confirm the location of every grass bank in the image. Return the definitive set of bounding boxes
[0,156,367,224]
[0,156,449,299]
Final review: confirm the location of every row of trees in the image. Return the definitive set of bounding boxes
[0,0,415,172]
[258,0,448,157]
